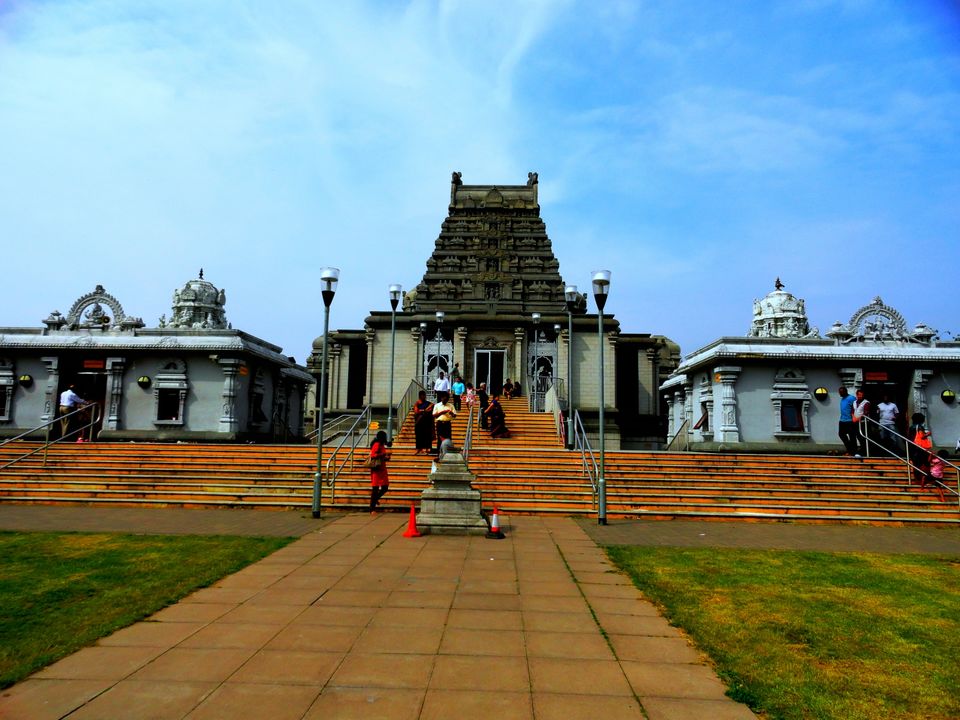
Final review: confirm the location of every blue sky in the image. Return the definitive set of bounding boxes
[1,0,957,362]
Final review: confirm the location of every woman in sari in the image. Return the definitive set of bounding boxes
[485,396,511,439]
[413,390,434,455]
[368,430,391,513]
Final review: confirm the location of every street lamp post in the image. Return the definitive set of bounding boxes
[312,267,340,519]
[531,312,541,412]
[435,311,444,392]
[419,321,427,385]
[565,285,578,449]
[386,284,402,443]
[592,270,611,525]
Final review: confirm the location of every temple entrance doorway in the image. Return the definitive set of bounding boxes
[56,360,107,440]
[474,349,505,394]
[861,366,913,435]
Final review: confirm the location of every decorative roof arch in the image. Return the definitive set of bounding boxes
[63,285,144,330]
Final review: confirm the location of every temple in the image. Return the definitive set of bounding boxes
[308,173,679,448]
[661,282,960,451]
[0,274,312,442]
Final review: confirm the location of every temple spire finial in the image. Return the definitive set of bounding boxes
[774,277,784,291]
[199,268,204,280]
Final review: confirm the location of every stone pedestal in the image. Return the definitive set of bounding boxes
[416,452,489,535]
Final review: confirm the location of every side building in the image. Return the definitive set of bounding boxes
[0,276,313,442]
[307,173,679,448]
[661,283,959,452]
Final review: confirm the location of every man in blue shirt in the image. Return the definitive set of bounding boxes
[837,386,859,457]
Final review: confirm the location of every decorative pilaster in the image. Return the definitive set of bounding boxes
[330,344,343,409]
[839,367,862,392]
[666,391,676,434]
[912,369,934,427]
[41,356,59,423]
[216,358,242,433]
[714,366,742,442]
[104,357,126,431]
[682,378,694,431]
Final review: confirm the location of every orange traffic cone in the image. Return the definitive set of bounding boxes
[486,506,505,539]
[403,502,422,538]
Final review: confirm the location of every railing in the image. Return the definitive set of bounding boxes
[526,374,563,414]
[858,416,960,508]
[571,410,599,508]
[542,385,566,445]
[462,402,478,464]
[324,406,372,504]
[1,405,103,470]
[394,379,426,439]
[305,412,365,444]
[665,418,691,451]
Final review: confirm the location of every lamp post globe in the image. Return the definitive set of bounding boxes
[313,266,340,519]
[387,284,402,442]
[591,270,611,525]
[564,285,578,449]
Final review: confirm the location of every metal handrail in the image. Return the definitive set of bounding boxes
[572,410,599,508]
[525,374,562,414]
[305,412,361,442]
[1,404,103,470]
[858,415,959,508]
[324,406,372,503]
[394,379,426,440]
[462,401,478,464]
[665,418,691,452]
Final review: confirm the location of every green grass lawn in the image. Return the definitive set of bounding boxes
[0,531,293,688]
[604,547,960,720]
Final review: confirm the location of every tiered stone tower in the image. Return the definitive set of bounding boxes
[404,172,572,315]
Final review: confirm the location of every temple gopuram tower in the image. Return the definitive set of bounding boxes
[309,173,678,449]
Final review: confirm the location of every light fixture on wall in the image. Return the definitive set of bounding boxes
[814,387,829,401]
[137,376,151,389]
[18,374,33,387]
[942,389,956,404]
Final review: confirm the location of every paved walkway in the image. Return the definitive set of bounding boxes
[0,512,755,720]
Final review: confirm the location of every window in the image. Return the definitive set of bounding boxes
[780,400,804,432]
[771,367,811,438]
[154,359,187,426]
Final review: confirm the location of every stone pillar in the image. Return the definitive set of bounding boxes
[642,348,659,415]
[104,357,125,431]
[329,344,343,409]
[41,356,59,423]
[682,378,693,432]
[699,374,714,441]
[666,391,676,435]
[513,327,525,387]
[714,366,742,442]
[455,326,468,380]
[912,369,934,427]
[411,325,424,382]
[365,328,376,406]
[217,358,242,433]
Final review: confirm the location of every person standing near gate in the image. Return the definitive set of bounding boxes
[837,386,858,457]
[876,394,899,450]
[851,389,871,457]
[59,384,88,438]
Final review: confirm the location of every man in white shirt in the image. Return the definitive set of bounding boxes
[59,384,87,437]
[433,371,450,400]
[876,394,899,448]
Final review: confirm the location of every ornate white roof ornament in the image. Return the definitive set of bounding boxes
[826,296,937,346]
[46,285,145,331]
[748,279,817,339]
[168,272,229,330]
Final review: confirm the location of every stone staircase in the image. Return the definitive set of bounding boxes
[0,397,956,525]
